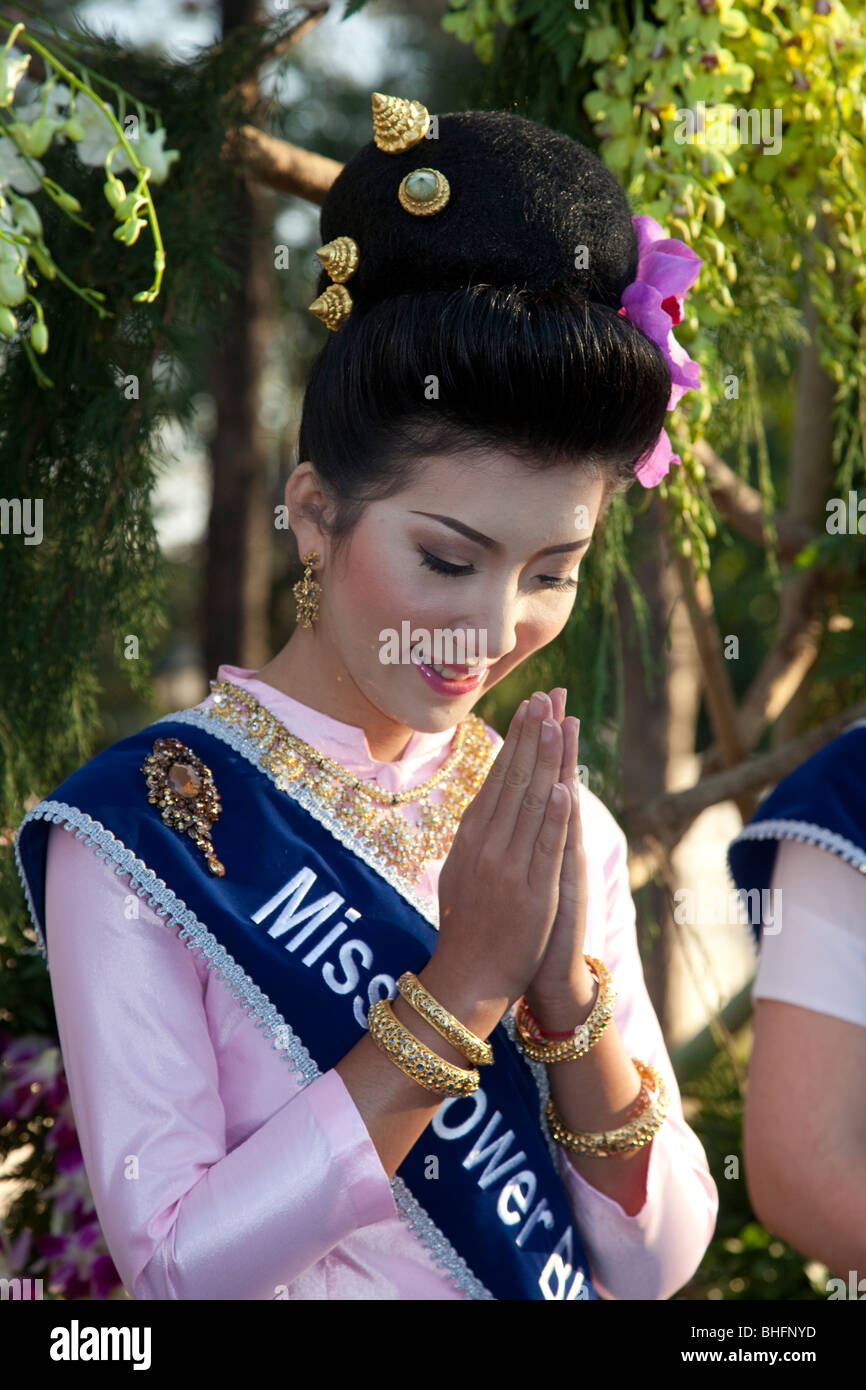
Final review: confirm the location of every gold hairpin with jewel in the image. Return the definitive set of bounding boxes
[308,92,449,331]
[141,737,226,875]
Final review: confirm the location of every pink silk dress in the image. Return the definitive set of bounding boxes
[43,664,718,1300]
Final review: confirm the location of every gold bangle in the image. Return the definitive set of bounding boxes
[515,956,616,1063]
[366,998,480,1096]
[546,1058,669,1157]
[396,971,494,1067]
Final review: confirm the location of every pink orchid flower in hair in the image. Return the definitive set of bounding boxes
[617,215,703,487]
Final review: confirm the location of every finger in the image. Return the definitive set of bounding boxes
[508,714,564,878]
[557,716,582,884]
[528,780,571,897]
[467,698,529,830]
[487,690,551,849]
[560,714,579,789]
[550,687,567,724]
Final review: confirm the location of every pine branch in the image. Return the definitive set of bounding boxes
[228,1,330,97]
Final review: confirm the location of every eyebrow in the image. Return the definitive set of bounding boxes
[409,510,593,558]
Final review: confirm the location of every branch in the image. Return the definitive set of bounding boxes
[224,123,342,202]
[694,438,816,561]
[671,546,745,756]
[625,696,866,851]
[698,563,829,779]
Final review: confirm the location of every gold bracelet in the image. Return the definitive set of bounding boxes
[514,956,616,1063]
[396,971,494,1067]
[366,998,480,1096]
[546,1058,669,1157]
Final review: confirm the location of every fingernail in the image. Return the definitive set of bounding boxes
[541,719,557,742]
[530,692,546,715]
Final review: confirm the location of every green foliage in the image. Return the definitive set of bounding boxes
[427,0,866,564]
[0,10,310,1288]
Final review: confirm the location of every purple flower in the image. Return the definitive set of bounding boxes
[0,1035,67,1120]
[34,1218,121,1299]
[618,214,704,486]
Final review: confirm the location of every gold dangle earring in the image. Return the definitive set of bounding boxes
[293,551,322,628]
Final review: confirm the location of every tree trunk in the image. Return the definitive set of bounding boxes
[202,0,274,680]
[614,493,681,1036]
[773,273,835,747]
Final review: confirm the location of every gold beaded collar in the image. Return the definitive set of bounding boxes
[204,679,497,886]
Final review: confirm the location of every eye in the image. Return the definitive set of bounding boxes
[417,546,475,578]
[540,575,579,592]
[417,547,577,591]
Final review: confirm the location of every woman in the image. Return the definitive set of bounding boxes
[727,718,866,1278]
[15,96,717,1300]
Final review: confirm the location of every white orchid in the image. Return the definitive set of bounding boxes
[72,92,132,173]
[0,137,44,195]
[0,45,31,108]
[14,81,73,124]
[128,125,180,184]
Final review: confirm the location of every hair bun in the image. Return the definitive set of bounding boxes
[315,108,638,313]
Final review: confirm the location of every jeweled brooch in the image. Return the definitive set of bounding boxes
[141,737,225,875]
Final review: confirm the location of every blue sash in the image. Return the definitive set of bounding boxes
[726,719,866,951]
[15,706,598,1301]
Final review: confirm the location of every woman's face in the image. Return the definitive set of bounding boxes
[289,449,607,740]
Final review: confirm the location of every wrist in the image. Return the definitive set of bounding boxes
[417,958,506,1041]
[524,960,597,1033]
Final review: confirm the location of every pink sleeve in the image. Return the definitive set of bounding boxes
[553,813,719,1300]
[44,825,397,1300]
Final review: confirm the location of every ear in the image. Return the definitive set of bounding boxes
[285,463,329,561]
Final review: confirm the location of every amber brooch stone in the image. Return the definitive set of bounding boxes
[141,737,225,875]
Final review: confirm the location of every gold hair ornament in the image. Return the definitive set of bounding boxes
[398,167,450,217]
[308,237,360,332]
[371,92,430,152]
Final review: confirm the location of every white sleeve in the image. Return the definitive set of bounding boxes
[752,837,866,1027]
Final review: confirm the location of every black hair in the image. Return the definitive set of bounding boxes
[295,108,672,557]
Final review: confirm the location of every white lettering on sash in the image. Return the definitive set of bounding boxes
[515,1196,554,1247]
[354,972,396,1029]
[432,1089,488,1140]
[322,939,372,995]
[301,908,360,966]
[497,1171,537,1225]
[539,1227,588,1300]
[251,867,327,922]
[251,866,344,949]
[463,1112,526,1190]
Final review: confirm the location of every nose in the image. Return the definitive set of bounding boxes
[452,606,517,669]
